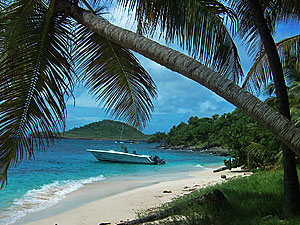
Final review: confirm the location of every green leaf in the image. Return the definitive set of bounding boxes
[243,34,300,93]
[73,24,157,129]
[117,0,243,82]
[0,0,74,187]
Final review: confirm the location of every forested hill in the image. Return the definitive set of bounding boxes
[63,120,148,140]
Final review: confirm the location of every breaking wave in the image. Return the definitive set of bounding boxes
[0,175,105,225]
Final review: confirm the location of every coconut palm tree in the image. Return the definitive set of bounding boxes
[119,0,300,214]
[1,0,300,202]
[0,0,157,187]
[232,0,300,213]
[0,0,244,188]
[242,34,300,92]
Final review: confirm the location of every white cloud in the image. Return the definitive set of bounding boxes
[198,100,217,113]
[67,90,100,108]
[177,108,196,114]
[105,4,137,31]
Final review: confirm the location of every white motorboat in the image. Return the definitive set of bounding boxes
[87,149,166,165]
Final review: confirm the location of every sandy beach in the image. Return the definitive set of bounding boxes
[19,167,251,225]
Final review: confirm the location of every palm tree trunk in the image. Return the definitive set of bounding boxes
[248,0,300,215]
[57,1,300,154]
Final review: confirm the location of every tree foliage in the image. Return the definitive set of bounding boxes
[149,107,298,169]
[0,0,157,187]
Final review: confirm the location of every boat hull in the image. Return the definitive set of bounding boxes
[87,149,156,164]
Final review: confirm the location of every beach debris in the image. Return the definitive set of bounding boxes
[230,169,250,173]
[163,190,172,193]
[194,184,200,187]
[182,188,196,192]
[221,175,227,179]
[154,195,164,198]
[213,166,228,173]
[99,223,111,225]
[183,186,190,189]
[117,189,227,225]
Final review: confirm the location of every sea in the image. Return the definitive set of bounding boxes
[0,139,228,225]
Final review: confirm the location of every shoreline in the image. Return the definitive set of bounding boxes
[15,179,157,225]
[55,136,149,142]
[54,137,229,156]
[158,145,231,156]
[19,167,251,225]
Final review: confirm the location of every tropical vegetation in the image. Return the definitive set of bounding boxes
[141,169,300,225]
[1,0,300,216]
[148,108,282,169]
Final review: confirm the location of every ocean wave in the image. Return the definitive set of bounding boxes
[0,175,105,225]
[194,164,210,169]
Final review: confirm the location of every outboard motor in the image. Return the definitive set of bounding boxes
[157,158,166,164]
[150,155,166,165]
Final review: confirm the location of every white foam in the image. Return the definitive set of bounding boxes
[194,164,209,169]
[0,175,105,225]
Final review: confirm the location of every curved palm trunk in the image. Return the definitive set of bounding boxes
[58,2,300,154]
[248,0,300,215]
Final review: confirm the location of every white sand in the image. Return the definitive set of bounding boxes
[22,168,251,225]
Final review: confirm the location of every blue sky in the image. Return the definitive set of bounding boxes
[66,5,300,135]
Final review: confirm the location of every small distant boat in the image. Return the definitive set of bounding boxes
[114,140,138,144]
[87,149,166,165]
[114,125,140,145]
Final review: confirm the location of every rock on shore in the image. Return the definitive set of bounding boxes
[158,145,230,156]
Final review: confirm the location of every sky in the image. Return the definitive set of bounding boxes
[65,4,300,135]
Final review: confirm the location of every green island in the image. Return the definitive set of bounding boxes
[62,120,148,140]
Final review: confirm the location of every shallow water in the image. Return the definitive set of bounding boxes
[0,139,227,224]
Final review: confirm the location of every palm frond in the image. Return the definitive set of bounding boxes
[78,0,106,14]
[247,122,274,137]
[227,0,272,57]
[0,1,7,9]
[272,0,300,23]
[117,0,243,82]
[81,0,96,13]
[242,34,300,93]
[290,107,300,126]
[73,24,157,129]
[247,142,271,159]
[246,141,281,166]
[230,0,300,55]
[0,0,74,187]
[289,81,300,109]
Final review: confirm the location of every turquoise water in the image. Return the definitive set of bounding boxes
[0,139,227,224]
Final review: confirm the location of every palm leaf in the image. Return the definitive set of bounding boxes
[247,142,271,159]
[242,34,300,93]
[76,0,105,14]
[228,0,280,57]
[117,0,243,82]
[291,107,300,126]
[246,141,282,166]
[289,81,300,125]
[0,1,7,9]
[289,81,300,108]
[73,24,157,129]
[0,0,74,187]
[272,0,300,23]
